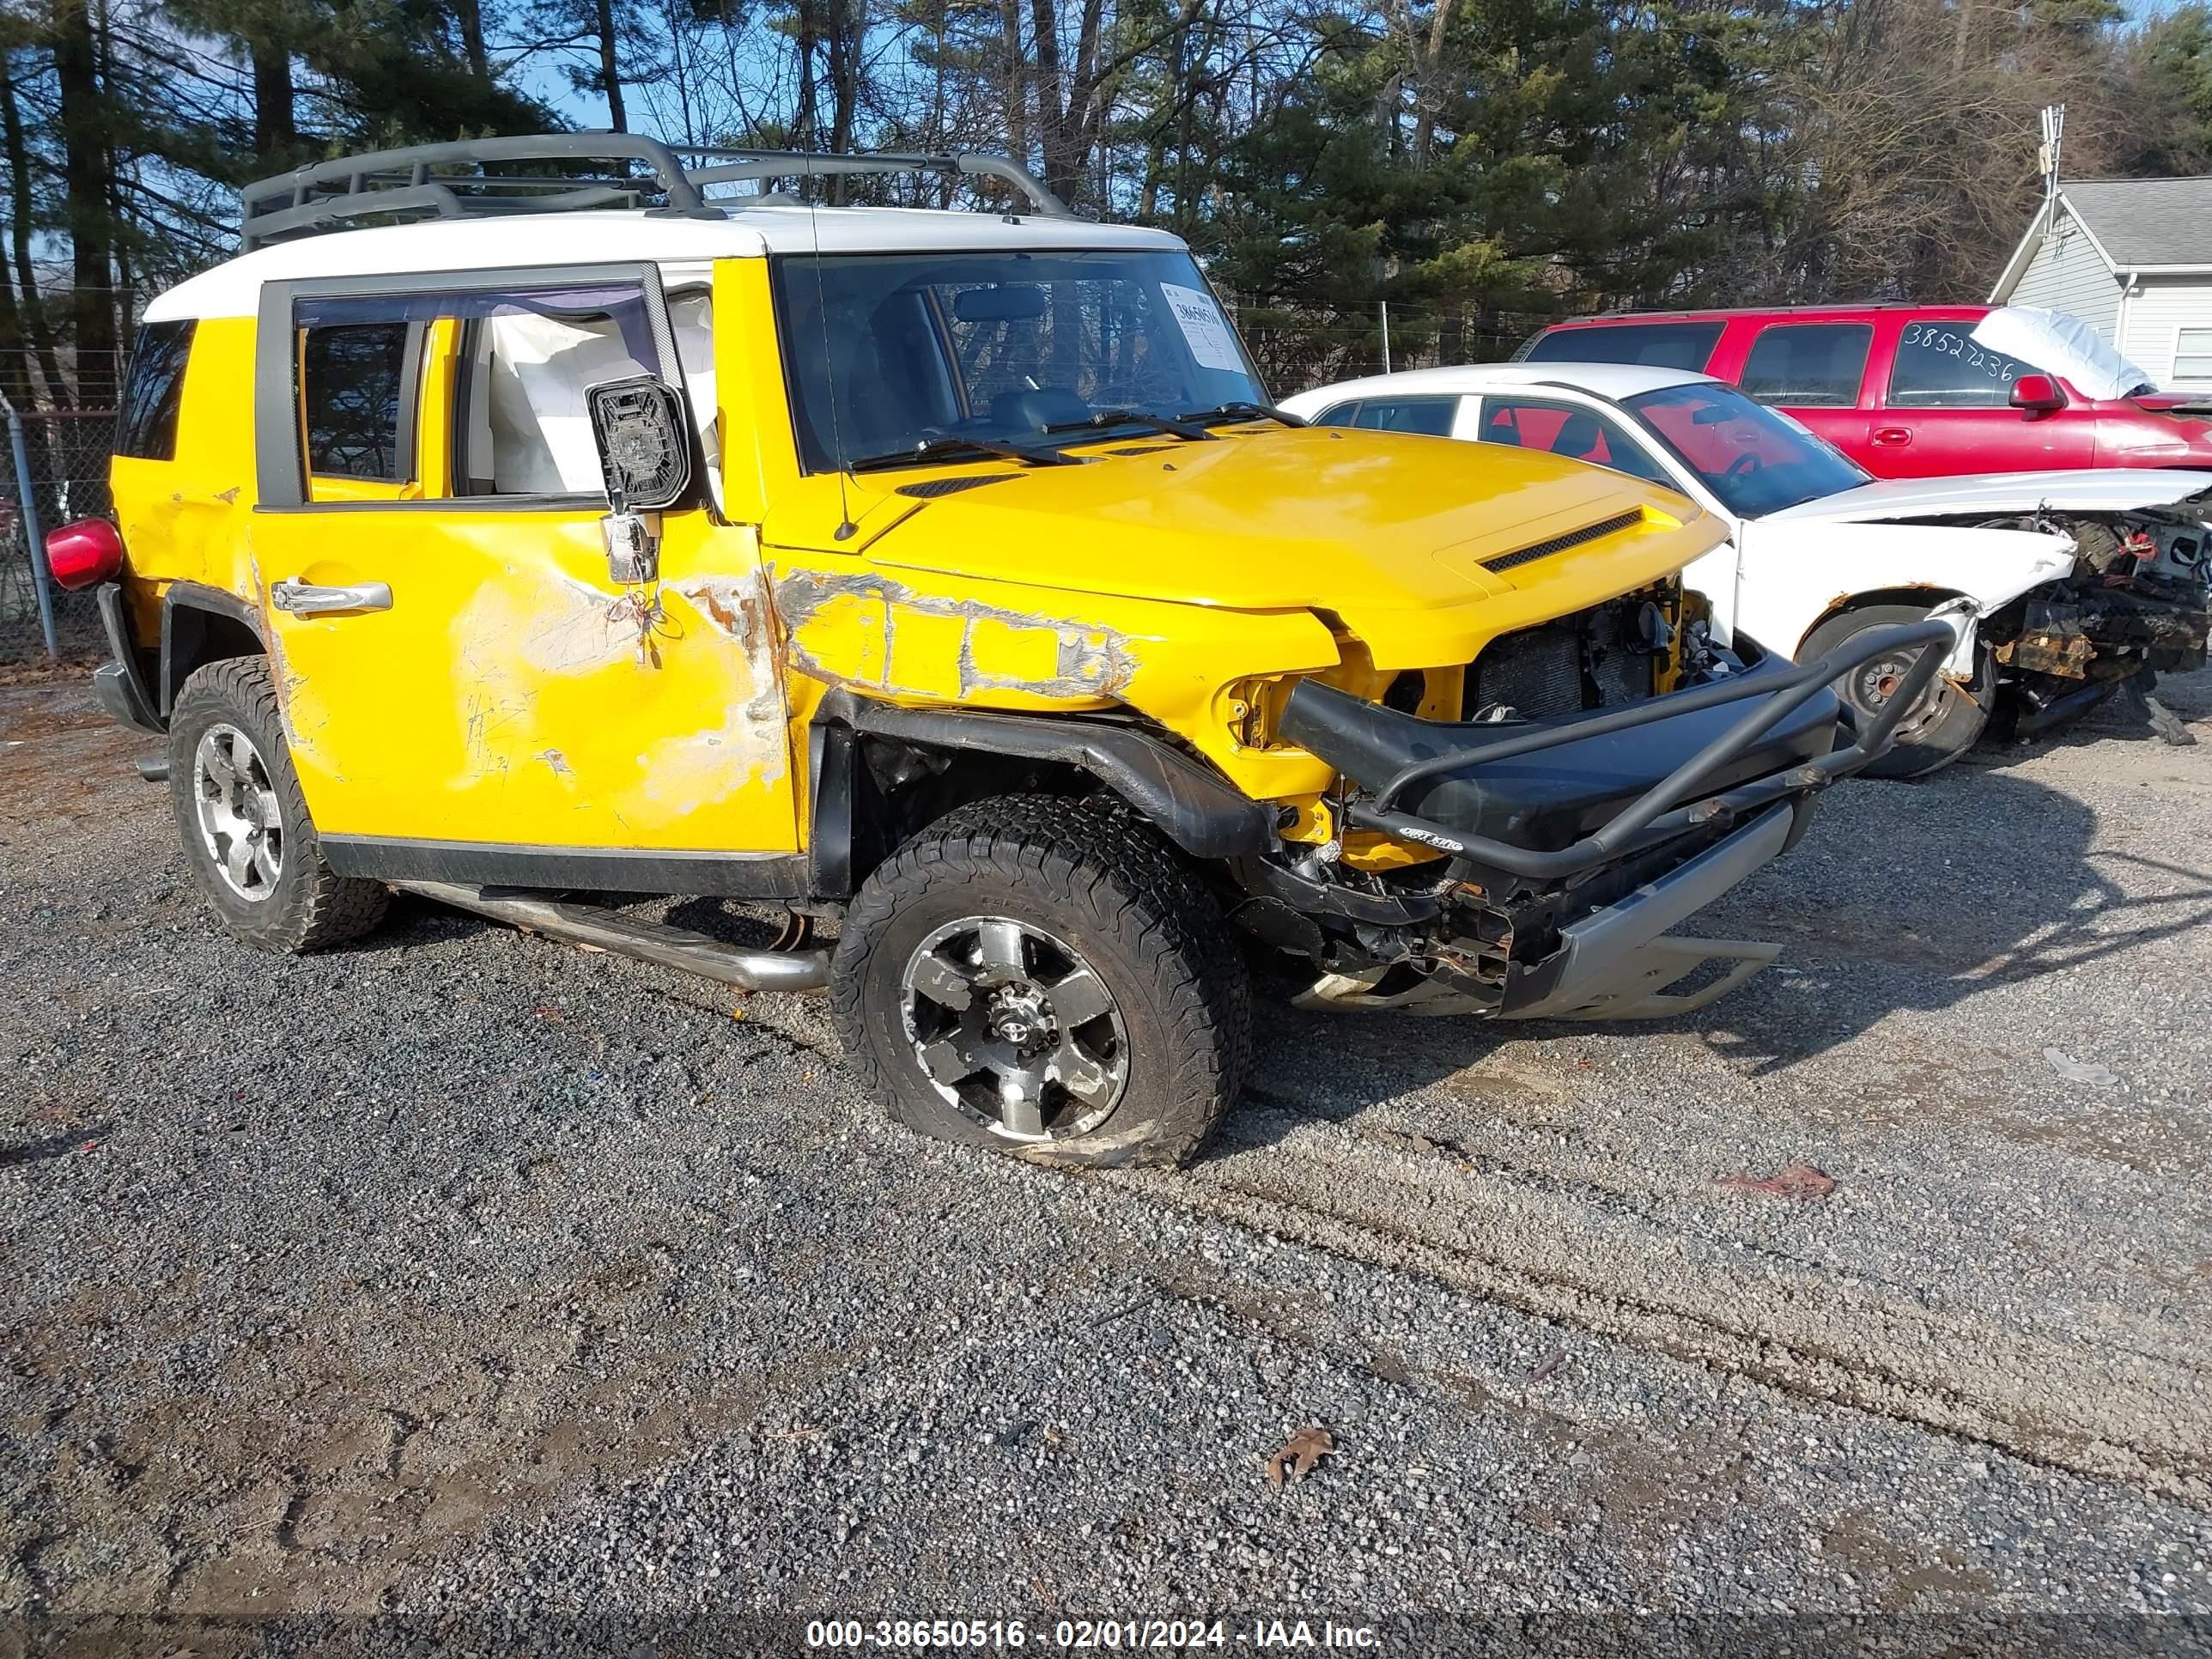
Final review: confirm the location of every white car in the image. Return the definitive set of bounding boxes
[1279,364,2212,777]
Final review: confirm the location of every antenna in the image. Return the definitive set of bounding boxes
[802,112,860,542]
[2039,104,2065,218]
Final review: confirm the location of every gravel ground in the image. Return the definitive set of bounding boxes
[5,672,2212,1657]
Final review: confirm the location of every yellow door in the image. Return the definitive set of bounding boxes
[250,279,799,861]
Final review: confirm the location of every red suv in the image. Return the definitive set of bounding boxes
[1516,304,2212,479]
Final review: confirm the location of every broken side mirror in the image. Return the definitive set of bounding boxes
[587,375,693,585]
[2009,374,2065,416]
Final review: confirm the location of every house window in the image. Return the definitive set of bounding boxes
[2175,328,2212,386]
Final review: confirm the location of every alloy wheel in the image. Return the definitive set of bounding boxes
[899,916,1128,1140]
[192,722,284,902]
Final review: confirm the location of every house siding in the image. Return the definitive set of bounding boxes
[2009,210,2121,336]
[2117,276,2212,388]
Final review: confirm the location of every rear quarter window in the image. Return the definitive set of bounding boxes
[115,320,196,461]
[1310,398,1461,434]
[1352,398,1459,435]
[1523,322,1723,373]
[301,322,411,482]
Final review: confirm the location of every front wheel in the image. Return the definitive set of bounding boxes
[1801,602,1990,781]
[830,796,1251,1169]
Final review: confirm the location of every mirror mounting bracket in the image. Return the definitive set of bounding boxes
[586,374,691,586]
[603,506,660,585]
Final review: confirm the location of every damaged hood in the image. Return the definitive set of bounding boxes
[830,428,1714,612]
[1759,469,2212,526]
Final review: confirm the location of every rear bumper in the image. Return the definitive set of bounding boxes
[90,582,162,736]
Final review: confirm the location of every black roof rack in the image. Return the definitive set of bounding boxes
[239,133,1072,250]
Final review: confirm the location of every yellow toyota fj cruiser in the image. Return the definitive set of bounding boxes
[63,137,1943,1168]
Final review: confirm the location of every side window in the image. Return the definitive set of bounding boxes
[301,322,410,483]
[1523,322,1723,372]
[1314,401,1363,428]
[1476,396,1672,486]
[1888,318,2039,408]
[116,320,195,461]
[291,283,666,501]
[1350,397,1459,436]
[457,289,664,495]
[1740,323,1871,408]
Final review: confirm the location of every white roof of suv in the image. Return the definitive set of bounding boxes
[146,204,1188,323]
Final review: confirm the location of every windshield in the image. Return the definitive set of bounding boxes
[772,249,1268,471]
[1623,381,1870,516]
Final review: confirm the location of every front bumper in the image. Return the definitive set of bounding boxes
[1297,804,1792,1020]
[1281,619,1950,884]
[2001,587,2210,684]
[1275,619,1953,1018]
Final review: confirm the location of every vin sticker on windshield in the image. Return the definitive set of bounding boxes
[1161,283,1244,373]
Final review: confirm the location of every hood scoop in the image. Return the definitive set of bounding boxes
[1480,509,1645,575]
[896,474,1018,500]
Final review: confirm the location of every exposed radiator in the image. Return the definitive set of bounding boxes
[1467,598,1658,718]
[1468,623,1583,718]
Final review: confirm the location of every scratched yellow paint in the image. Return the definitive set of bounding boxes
[111,251,1726,871]
[252,509,799,852]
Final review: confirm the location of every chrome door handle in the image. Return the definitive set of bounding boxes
[270,578,392,616]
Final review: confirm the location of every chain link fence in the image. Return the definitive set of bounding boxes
[1221,299,1557,392]
[3,409,116,665]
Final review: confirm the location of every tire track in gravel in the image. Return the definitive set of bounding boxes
[1096,1109,2212,1505]
[404,906,2212,1502]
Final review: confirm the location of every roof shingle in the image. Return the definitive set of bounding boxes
[2062,177,2212,268]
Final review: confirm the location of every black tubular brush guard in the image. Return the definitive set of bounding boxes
[1282,618,1954,880]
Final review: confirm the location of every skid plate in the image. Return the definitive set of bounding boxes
[1294,934,1782,1021]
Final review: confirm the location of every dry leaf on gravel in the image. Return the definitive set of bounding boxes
[2043,1047,2118,1086]
[1526,1346,1567,1384]
[1716,1163,1837,1200]
[1266,1424,1334,1486]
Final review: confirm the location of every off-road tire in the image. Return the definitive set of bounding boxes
[1802,602,1990,781]
[830,794,1252,1169]
[167,656,389,952]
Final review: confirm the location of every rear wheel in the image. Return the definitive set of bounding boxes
[1801,602,1990,781]
[167,657,388,952]
[830,795,1250,1169]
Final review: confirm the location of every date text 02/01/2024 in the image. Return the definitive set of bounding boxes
[801,1617,1385,1649]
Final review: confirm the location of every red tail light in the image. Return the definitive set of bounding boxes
[45,519,125,591]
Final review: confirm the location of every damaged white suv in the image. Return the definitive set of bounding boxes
[1284,365,2212,777]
